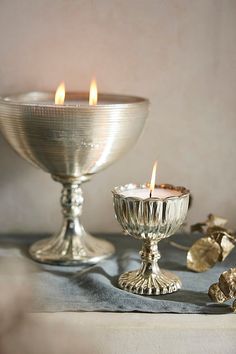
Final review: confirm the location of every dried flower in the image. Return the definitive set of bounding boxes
[219,268,236,298]
[208,268,236,313]
[191,214,228,234]
[187,214,235,272]
[187,237,221,272]
[208,283,230,303]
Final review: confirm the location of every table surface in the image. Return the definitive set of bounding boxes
[1,233,235,353]
[1,232,235,314]
[8,312,236,354]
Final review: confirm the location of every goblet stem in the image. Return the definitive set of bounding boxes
[61,181,83,219]
[118,238,181,295]
[139,240,161,276]
[29,179,114,265]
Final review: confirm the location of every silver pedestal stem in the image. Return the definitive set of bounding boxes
[29,179,114,265]
[59,182,86,256]
[139,240,161,276]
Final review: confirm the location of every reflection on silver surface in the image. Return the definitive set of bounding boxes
[113,183,190,295]
[0,92,149,265]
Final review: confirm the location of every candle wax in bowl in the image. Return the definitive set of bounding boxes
[121,188,182,199]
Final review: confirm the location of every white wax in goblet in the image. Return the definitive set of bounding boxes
[121,188,182,199]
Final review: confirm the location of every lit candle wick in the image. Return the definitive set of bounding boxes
[89,79,98,105]
[149,161,158,198]
[55,82,65,105]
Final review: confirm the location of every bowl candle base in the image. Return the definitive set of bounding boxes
[118,240,181,295]
[0,92,149,266]
[29,179,114,265]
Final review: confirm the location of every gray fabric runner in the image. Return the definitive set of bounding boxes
[0,233,235,314]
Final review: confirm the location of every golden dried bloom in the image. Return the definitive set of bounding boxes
[187,237,221,272]
[206,214,228,228]
[191,214,228,234]
[189,214,235,272]
[216,234,235,262]
[219,268,236,298]
[208,283,229,303]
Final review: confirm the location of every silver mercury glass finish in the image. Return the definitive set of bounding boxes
[112,183,190,295]
[0,92,149,265]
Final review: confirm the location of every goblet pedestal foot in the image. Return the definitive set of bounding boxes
[118,240,181,295]
[29,179,114,265]
[29,230,114,266]
[119,269,181,295]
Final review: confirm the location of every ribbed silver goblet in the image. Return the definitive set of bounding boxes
[112,183,190,295]
[0,92,149,265]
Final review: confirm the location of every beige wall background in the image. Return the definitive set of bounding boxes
[0,0,235,234]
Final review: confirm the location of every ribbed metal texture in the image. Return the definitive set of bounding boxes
[0,92,149,179]
[0,92,148,265]
[112,183,190,295]
[113,183,190,240]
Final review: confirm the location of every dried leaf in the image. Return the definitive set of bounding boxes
[207,226,229,236]
[187,237,221,272]
[208,283,229,303]
[190,223,206,234]
[206,214,228,228]
[219,268,236,298]
[216,235,235,262]
[205,225,235,262]
[189,214,235,272]
[191,214,228,235]
[191,214,228,234]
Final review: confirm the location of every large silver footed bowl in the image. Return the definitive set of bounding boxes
[0,92,149,265]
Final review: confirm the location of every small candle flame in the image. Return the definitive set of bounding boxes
[89,78,98,105]
[149,161,158,198]
[55,82,65,105]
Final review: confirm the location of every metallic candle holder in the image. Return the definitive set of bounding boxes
[112,183,190,295]
[0,92,149,265]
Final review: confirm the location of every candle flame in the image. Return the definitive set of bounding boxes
[89,79,98,105]
[55,82,65,105]
[149,161,158,197]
